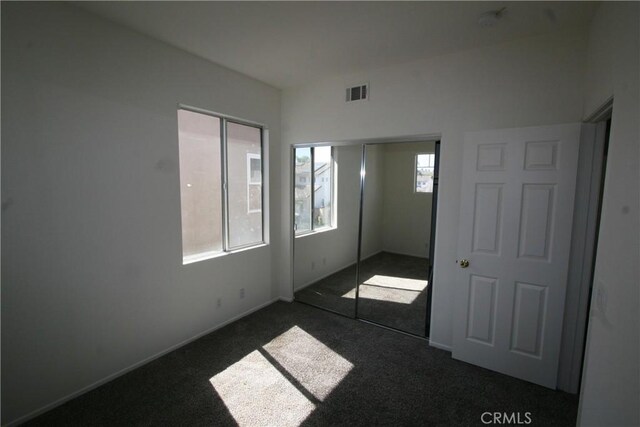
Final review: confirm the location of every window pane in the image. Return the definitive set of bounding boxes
[227,122,263,248]
[314,146,332,228]
[177,110,223,260]
[295,147,312,233]
[416,154,434,193]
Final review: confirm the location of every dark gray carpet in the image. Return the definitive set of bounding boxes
[295,252,429,335]
[357,252,429,335]
[24,301,578,426]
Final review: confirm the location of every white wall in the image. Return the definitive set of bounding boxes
[281,30,587,349]
[381,142,435,258]
[578,3,639,425]
[361,144,385,259]
[1,3,281,424]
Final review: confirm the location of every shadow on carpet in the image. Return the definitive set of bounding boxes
[25,301,578,427]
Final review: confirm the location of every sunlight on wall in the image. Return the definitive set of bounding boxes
[263,325,353,401]
[210,350,315,427]
[210,325,353,426]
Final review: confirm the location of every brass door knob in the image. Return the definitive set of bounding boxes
[459,259,470,268]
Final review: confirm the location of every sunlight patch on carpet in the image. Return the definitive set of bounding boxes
[210,350,315,427]
[341,275,428,304]
[364,275,428,291]
[263,326,353,401]
[358,286,420,304]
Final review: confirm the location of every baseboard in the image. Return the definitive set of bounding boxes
[279,296,294,303]
[361,249,384,262]
[293,256,361,292]
[6,297,281,427]
[293,250,384,292]
[294,259,355,292]
[383,249,429,259]
[428,339,452,352]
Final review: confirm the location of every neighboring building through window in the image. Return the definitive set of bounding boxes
[247,153,262,214]
[295,146,333,234]
[177,108,264,263]
[415,153,435,193]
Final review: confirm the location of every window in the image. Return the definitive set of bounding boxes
[415,153,435,193]
[177,110,223,259]
[178,108,264,263]
[294,146,333,234]
[294,148,312,233]
[247,154,261,213]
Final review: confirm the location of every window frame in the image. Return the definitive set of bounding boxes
[294,146,335,237]
[414,152,435,194]
[178,105,266,263]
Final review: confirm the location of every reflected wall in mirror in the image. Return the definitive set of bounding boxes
[357,141,435,335]
[293,145,361,317]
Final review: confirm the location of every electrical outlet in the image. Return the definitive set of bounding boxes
[216,298,222,308]
[311,261,315,270]
[240,288,245,299]
[322,257,327,266]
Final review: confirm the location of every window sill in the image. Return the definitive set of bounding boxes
[182,243,268,265]
[295,226,336,239]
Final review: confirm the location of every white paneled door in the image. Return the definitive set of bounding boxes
[452,123,581,389]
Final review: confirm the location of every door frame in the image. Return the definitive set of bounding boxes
[425,140,441,337]
[289,133,442,339]
[557,99,613,393]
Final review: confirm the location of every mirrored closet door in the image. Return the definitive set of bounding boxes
[292,140,438,337]
[356,142,435,335]
[293,144,362,317]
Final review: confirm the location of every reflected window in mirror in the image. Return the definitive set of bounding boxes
[294,146,334,235]
[415,153,435,193]
[294,147,312,233]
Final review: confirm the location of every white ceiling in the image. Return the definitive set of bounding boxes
[77,1,597,89]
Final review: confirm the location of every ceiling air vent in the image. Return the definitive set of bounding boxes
[346,83,368,102]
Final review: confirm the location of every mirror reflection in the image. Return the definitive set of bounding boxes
[293,145,361,317]
[357,142,434,335]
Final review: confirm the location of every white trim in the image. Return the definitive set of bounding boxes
[178,103,267,130]
[182,249,226,265]
[381,249,430,260]
[428,339,452,352]
[291,134,441,149]
[182,243,268,265]
[557,121,608,393]
[6,297,281,427]
[294,225,336,239]
[583,97,613,123]
[288,146,297,301]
